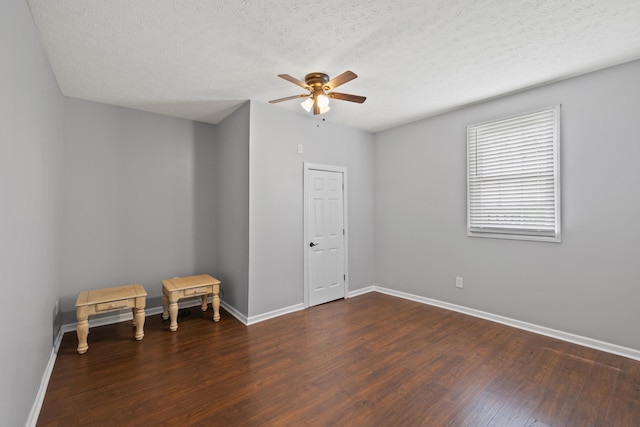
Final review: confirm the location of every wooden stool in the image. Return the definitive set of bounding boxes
[75,284,147,354]
[162,274,221,331]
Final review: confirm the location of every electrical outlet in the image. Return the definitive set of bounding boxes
[456,277,464,289]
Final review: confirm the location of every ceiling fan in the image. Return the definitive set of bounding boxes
[269,71,366,115]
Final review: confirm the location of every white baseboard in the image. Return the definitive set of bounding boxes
[25,346,57,427]
[242,283,375,324]
[246,303,305,325]
[220,301,248,325]
[348,285,375,298]
[372,285,640,362]
[57,298,248,337]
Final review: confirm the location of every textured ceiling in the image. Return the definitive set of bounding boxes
[27,0,640,133]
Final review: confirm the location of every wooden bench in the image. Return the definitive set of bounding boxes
[162,274,221,331]
[75,284,147,354]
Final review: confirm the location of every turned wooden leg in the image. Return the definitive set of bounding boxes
[134,307,145,340]
[201,295,208,312]
[161,293,169,320]
[212,288,220,322]
[169,294,179,331]
[76,304,90,354]
[132,308,136,326]
[76,317,89,354]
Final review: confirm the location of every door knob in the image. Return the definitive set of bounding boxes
[309,242,319,247]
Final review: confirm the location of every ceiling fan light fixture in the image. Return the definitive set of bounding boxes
[301,95,330,115]
[317,94,330,108]
[301,97,314,112]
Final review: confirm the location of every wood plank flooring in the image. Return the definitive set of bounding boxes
[37,293,640,426]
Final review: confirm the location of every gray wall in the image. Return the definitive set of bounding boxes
[216,102,251,315]
[0,1,63,425]
[62,98,217,311]
[375,59,640,350]
[248,101,375,317]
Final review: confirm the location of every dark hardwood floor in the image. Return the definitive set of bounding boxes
[37,293,640,426]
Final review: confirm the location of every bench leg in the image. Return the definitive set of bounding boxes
[77,317,89,354]
[200,295,208,312]
[212,289,220,322]
[162,292,169,320]
[134,307,145,340]
[169,294,179,331]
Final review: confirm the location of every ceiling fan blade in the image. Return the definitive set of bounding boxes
[278,74,310,90]
[325,71,357,90]
[269,94,309,104]
[327,92,366,103]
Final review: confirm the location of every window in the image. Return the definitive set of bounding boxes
[467,106,560,242]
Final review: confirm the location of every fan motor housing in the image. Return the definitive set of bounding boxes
[304,73,330,88]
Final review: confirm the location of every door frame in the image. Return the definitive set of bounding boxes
[303,162,349,308]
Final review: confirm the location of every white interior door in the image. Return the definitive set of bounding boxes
[306,168,345,307]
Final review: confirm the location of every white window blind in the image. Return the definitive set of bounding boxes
[467,106,561,242]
